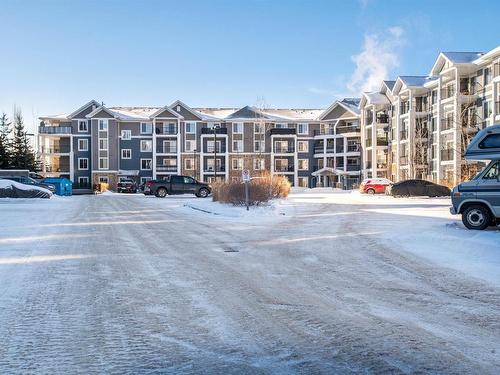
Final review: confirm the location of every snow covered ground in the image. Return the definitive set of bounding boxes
[0,190,499,373]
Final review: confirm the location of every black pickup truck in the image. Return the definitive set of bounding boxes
[144,175,211,198]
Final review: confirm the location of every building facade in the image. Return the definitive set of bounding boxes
[38,99,362,189]
[361,45,500,186]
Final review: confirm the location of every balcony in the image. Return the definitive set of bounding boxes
[346,164,361,171]
[41,146,71,154]
[441,149,454,161]
[314,129,335,136]
[400,102,410,115]
[347,145,360,152]
[155,126,178,135]
[494,63,500,78]
[39,125,72,135]
[201,127,228,135]
[441,87,455,100]
[376,137,388,146]
[156,166,177,172]
[45,165,70,173]
[441,118,454,131]
[270,128,296,135]
[400,156,409,165]
[273,147,295,153]
[156,147,177,154]
[274,165,295,172]
[205,146,226,153]
[204,166,225,173]
[376,114,389,124]
[336,126,360,134]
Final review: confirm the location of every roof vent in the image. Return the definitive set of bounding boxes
[176,105,181,112]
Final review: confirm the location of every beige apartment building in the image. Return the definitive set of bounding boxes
[361,45,500,186]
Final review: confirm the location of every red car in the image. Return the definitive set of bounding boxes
[359,178,392,194]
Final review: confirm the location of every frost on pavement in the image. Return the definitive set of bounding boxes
[0,191,499,374]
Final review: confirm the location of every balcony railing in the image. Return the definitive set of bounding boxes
[376,137,388,146]
[346,164,361,171]
[376,114,389,124]
[441,87,455,99]
[314,129,334,136]
[45,165,70,173]
[415,104,430,112]
[39,125,72,135]
[157,147,177,154]
[204,166,225,172]
[156,165,177,172]
[201,127,228,135]
[274,165,295,172]
[441,149,454,161]
[441,118,454,131]
[347,145,360,152]
[205,147,226,153]
[155,126,178,135]
[274,147,295,153]
[336,126,360,134]
[41,146,71,154]
[270,128,296,135]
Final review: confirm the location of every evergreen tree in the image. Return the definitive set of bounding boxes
[0,113,12,168]
[11,108,36,170]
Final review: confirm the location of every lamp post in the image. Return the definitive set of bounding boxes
[213,124,221,181]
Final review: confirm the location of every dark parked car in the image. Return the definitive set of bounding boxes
[117,180,137,193]
[145,175,211,198]
[387,179,451,197]
[1,176,56,193]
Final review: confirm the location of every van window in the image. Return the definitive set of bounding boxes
[483,162,499,180]
[479,134,500,149]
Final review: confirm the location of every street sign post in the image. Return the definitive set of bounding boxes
[242,169,250,210]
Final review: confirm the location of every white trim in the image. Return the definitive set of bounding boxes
[68,100,99,119]
[77,119,88,132]
[78,138,88,151]
[140,139,153,153]
[140,158,153,170]
[140,122,153,135]
[121,149,132,159]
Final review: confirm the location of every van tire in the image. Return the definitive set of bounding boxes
[156,187,168,198]
[462,205,491,230]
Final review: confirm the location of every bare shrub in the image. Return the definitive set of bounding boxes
[211,173,291,205]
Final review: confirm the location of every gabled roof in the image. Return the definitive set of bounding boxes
[169,100,219,121]
[430,51,485,75]
[382,80,396,91]
[392,76,437,95]
[68,100,100,119]
[86,106,117,119]
[361,92,390,106]
[226,106,268,120]
[318,98,360,120]
[149,105,183,119]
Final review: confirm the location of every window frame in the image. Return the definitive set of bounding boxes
[140,158,153,170]
[78,120,88,132]
[121,149,132,159]
[297,123,309,135]
[78,158,88,170]
[140,122,153,135]
[98,119,108,131]
[78,138,88,151]
[140,139,153,153]
[232,158,243,170]
[232,122,243,134]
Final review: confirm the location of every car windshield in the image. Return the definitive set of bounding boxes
[472,162,497,180]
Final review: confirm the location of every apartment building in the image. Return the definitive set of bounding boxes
[361,45,500,186]
[38,98,362,189]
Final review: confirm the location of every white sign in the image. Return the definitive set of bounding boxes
[242,169,250,182]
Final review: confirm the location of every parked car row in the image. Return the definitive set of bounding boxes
[359,177,450,197]
[113,175,211,198]
[0,175,56,193]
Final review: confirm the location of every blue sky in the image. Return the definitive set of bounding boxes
[1,0,499,131]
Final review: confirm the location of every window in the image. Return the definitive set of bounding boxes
[140,140,153,152]
[298,159,308,170]
[207,140,221,153]
[254,123,265,133]
[484,67,492,85]
[162,122,177,135]
[347,157,359,166]
[274,159,289,171]
[479,134,500,149]
[232,158,243,170]
[298,123,309,135]
[162,140,177,153]
[78,120,88,132]
[78,139,88,151]
[298,177,308,188]
[185,122,196,133]
[297,141,308,153]
[207,158,221,171]
[274,140,289,153]
[185,140,196,152]
[99,119,108,131]
[78,158,88,170]
[99,158,108,169]
[162,158,176,166]
[121,149,132,159]
[78,176,89,186]
[98,176,109,183]
[141,122,153,134]
[233,122,243,134]
[99,139,108,151]
[275,123,288,129]
[483,101,492,119]
[253,158,265,170]
[482,162,499,180]
[121,130,131,140]
[183,176,196,184]
[254,140,264,152]
[185,158,194,170]
[233,140,243,152]
[141,159,152,170]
